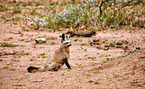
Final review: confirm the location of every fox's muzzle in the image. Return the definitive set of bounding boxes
[67,44,71,47]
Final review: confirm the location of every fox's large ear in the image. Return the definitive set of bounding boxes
[62,33,65,41]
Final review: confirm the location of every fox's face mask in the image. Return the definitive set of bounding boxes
[61,33,71,47]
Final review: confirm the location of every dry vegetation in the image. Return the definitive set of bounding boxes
[0,0,145,89]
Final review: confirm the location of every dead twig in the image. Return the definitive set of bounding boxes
[99,0,104,15]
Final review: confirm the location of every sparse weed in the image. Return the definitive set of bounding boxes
[10,58,20,62]
[88,80,94,83]
[30,59,35,61]
[88,57,96,60]
[9,37,13,39]
[25,52,30,55]
[25,40,31,43]
[2,66,9,69]
[42,56,47,58]
[17,0,144,31]
[94,81,99,84]
[86,74,91,77]
[40,52,45,56]
[47,37,57,40]
[12,7,21,14]
[81,42,87,45]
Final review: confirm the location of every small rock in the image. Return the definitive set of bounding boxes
[93,39,100,42]
[102,41,105,43]
[139,55,145,59]
[105,45,110,47]
[125,41,129,44]
[39,28,44,30]
[74,39,77,41]
[123,45,128,50]
[97,46,101,49]
[136,47,140,50]
[90,42,93,46]
[5,52,16,55]
[93,42,100,45]
[116,45,122,48]
[35,38,46,43]
[104,47,109,50]
[110,43,115,47]
[116,42,122,45]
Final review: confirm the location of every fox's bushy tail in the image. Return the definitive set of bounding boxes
[27,66,42,73]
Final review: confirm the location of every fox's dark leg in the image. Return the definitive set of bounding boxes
[64,59,71,69]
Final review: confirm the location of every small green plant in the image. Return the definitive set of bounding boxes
[88,57,96,60]
[2,66,9,69]
[36,41,46,44]
[79,58,82,60]
[22,3,27,7]
[1,15,5,19]
[37,56,40,58]
[88,80,94,83]
[94,81,99,84]
[40,52,45,56]
[0,8,9,12]
[13,16,20,21]
[81,42,87,45]
[42,56,47,58]
[19,39,25,41]
[21,50,24,53]
[35,2,42,6]
[20,34,23,37]
[25,17,46,30]
[86,74,91,77]
[9,37,13,39]
[13,7,21,14]
[25,40,31,43]
[25,52,30,55]
[37,35,46,38]
[1,43,18,47]
[30,59,35,61]
[11,68,16,71]
[51,42,56,44]
[10,58,20,62]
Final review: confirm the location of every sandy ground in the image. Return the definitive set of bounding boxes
[0,20,145,89]
[0,0,145,89]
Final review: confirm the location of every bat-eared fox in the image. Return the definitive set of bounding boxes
[27,33,71,73]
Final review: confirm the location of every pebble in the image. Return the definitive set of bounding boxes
[104,47,109,50]
[97,46,101,49]
[93,42,100,45]
[136,47,140,50]
[123,45,128,50]
[116,42,122,45]
[110,43,115,47]
[105,45,110,47]
[35,38,46,43]
[93,39,100,42]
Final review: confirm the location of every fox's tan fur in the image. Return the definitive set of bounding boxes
[27,33,71,73]
[44,44,70,71]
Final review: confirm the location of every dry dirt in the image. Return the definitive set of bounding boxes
[0,0,145,89]
[0,20,145,89]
